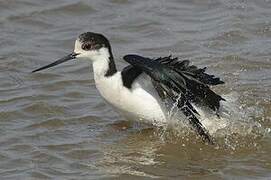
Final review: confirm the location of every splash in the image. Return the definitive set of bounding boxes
[155,91,269,149]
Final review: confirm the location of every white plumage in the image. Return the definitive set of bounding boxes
[32,32,226,143]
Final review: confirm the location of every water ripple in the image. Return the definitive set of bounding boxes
[0,0,270,179]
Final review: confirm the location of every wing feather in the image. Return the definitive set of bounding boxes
[123,54,224,144]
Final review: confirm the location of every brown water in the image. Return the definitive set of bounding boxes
[0,0,271,179]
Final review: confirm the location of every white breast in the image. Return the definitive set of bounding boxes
[94,72,167,124]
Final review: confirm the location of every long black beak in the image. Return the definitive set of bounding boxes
[32,52,79,73]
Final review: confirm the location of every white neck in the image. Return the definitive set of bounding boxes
[92,47,117,80]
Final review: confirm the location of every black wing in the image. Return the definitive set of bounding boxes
[121,65,142,89]
[123,54,225,144]
[155,56,225,111]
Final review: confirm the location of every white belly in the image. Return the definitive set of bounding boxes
[94,71,231,136]
[95,72,167,124]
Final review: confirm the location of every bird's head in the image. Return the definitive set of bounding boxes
[75,32,112,61]
[32,32,112,73]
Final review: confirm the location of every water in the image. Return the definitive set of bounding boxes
[0,0,270,179]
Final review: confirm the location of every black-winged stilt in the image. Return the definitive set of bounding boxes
[32,32,225,144]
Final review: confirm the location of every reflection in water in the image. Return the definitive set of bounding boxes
[97,115,270,178]
[99,127,163,178]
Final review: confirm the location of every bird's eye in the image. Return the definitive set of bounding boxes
[82,43,92,50]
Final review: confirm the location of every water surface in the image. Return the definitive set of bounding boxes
[0,0,270,179]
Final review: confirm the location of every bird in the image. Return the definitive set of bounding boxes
[32,32,225,144]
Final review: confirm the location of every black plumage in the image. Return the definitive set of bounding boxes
[121,65,142,89]
[155,56,225,112]
[123,54,225,143]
